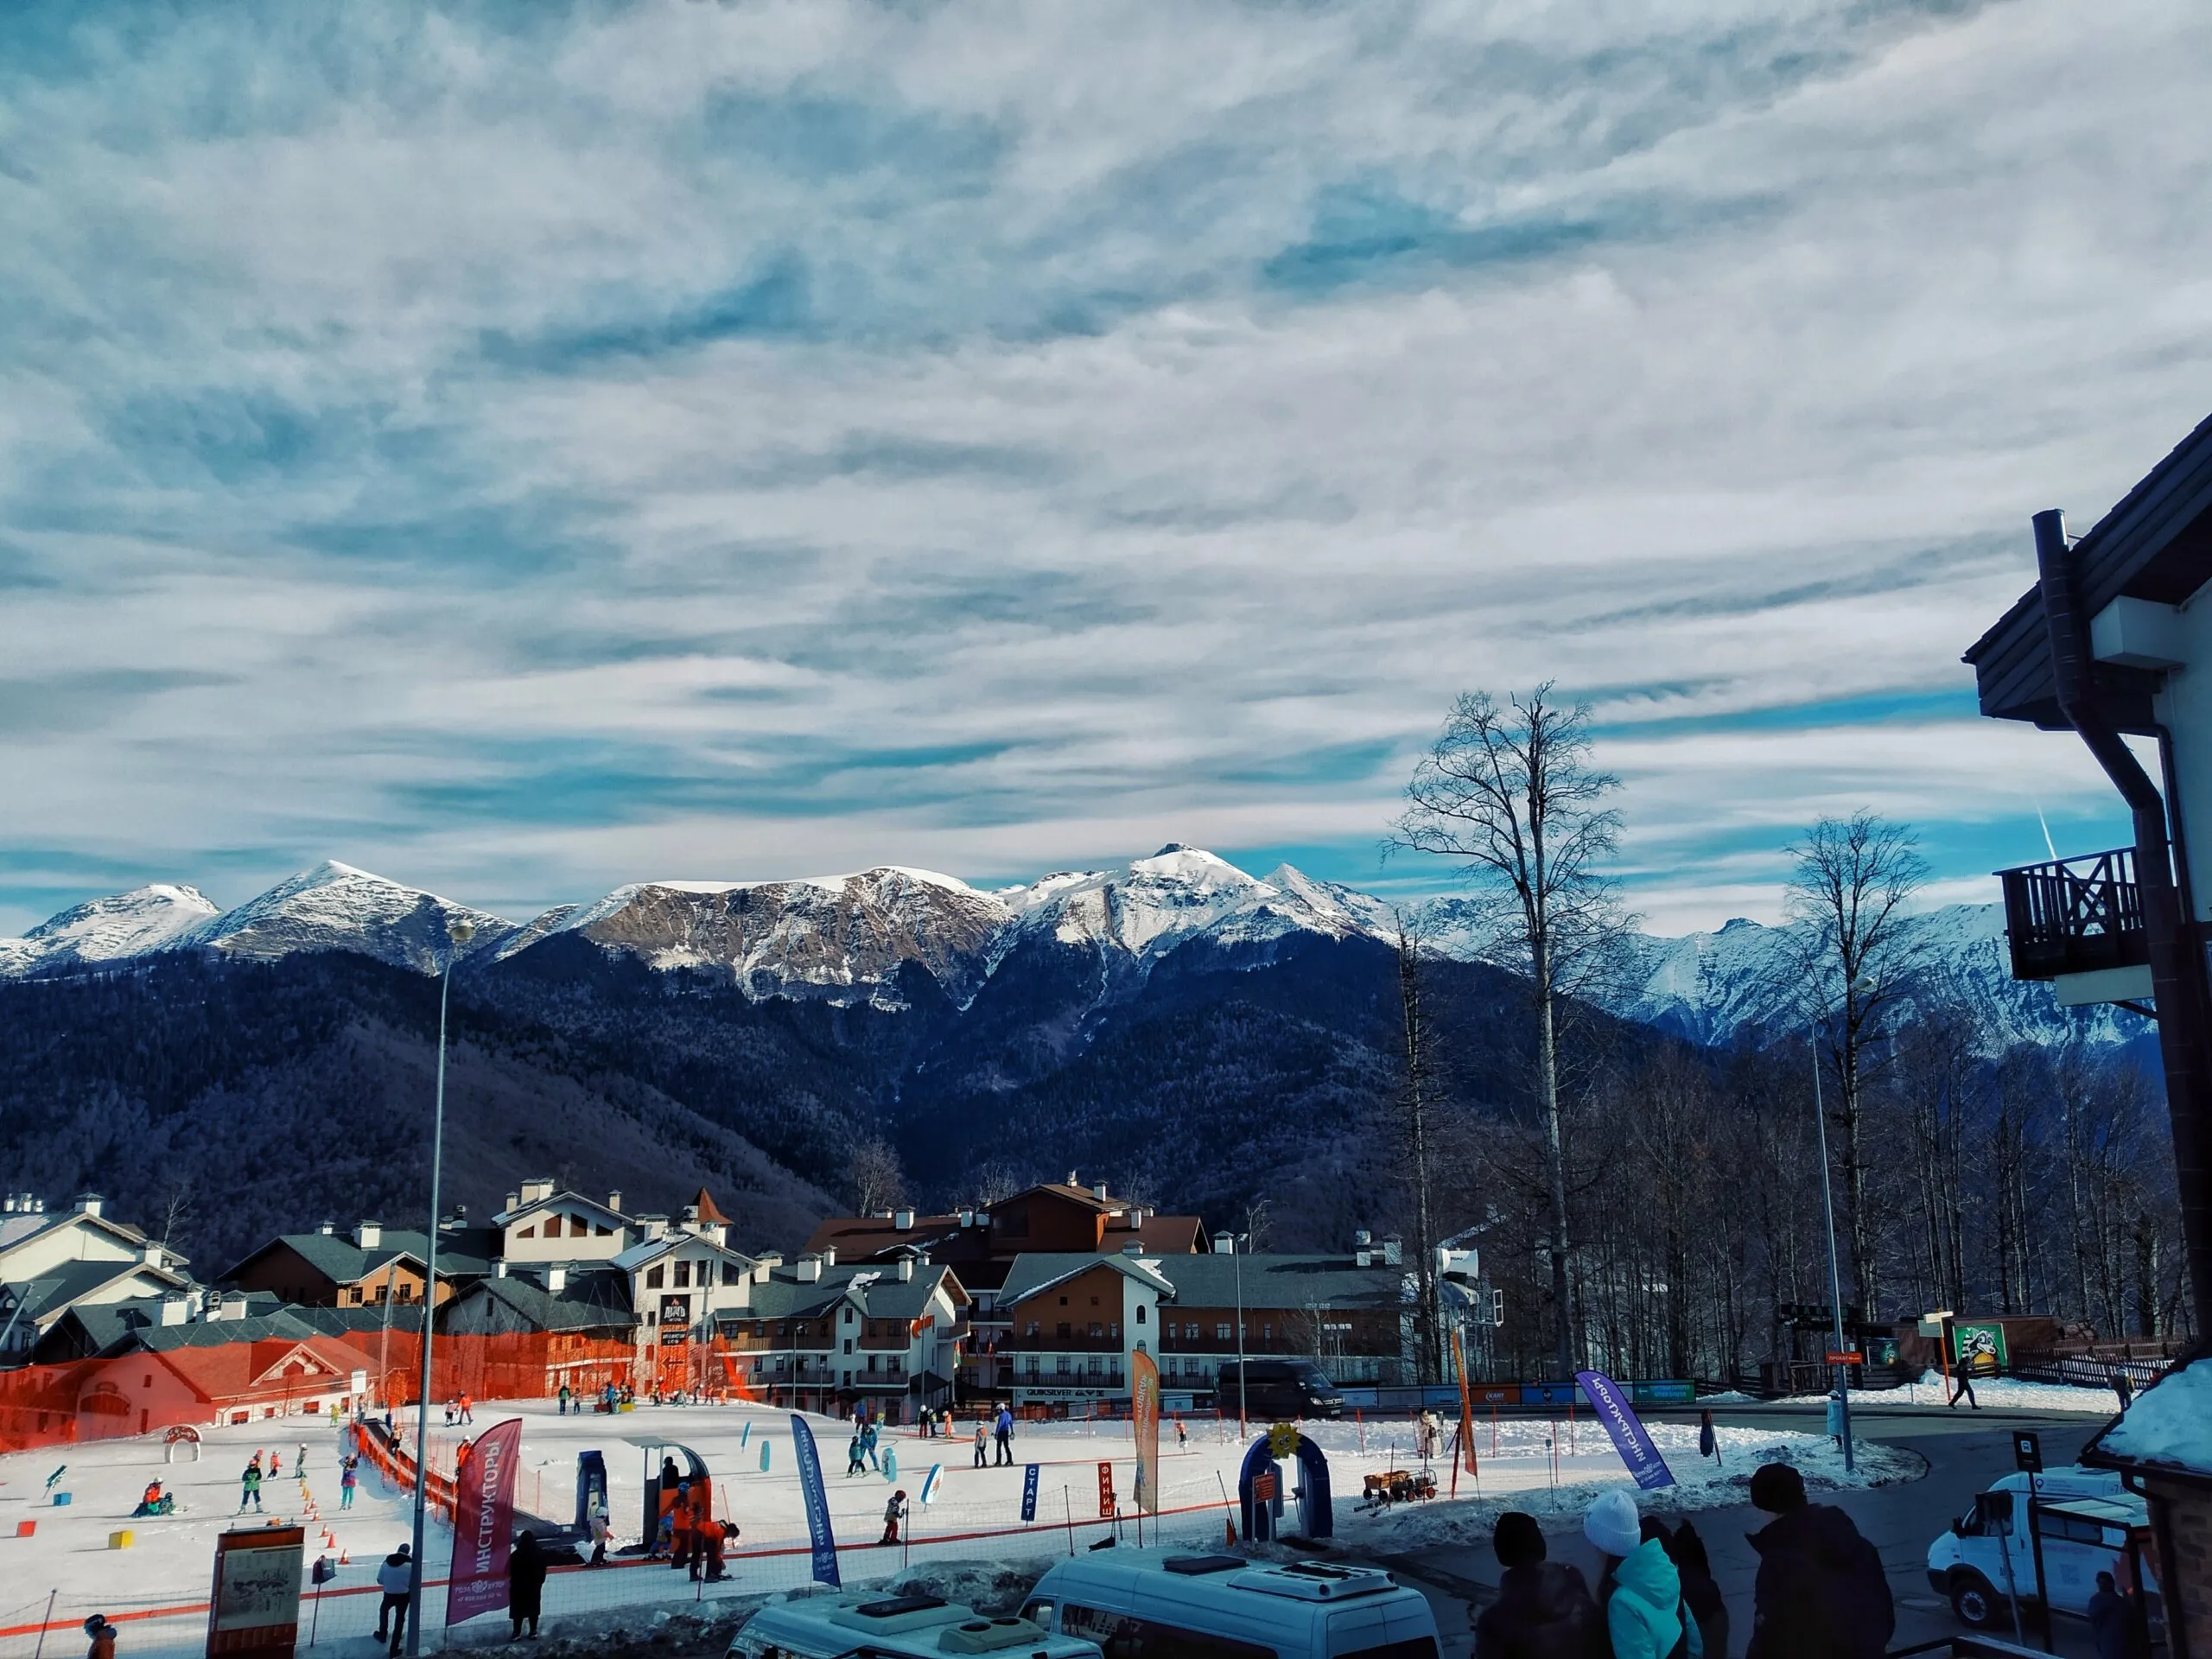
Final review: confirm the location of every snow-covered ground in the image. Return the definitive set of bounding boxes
[1753,1373,2127,1414]
[0,1402,1916,1659]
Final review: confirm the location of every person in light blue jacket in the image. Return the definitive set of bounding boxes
[1584,1490,1701,1659]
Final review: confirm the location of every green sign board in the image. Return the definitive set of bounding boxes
[1631,1380,1695,1404]
[1951,1321,2008,1372]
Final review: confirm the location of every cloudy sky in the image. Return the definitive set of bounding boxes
[3,0,2208,938]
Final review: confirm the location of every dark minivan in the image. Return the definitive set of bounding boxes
[1214,1359,1345,1420]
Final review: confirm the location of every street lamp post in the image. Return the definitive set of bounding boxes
[404,918,472,1657]
[1808,1015,1855,1474]
[1232,1234,1248,1438]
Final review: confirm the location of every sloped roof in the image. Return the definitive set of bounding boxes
[997,1252,1176,1306]
[223,1226,499,1286]
[452,1270,633,1332]
[1148,1254,1412,1313]
[691,1189,730,1226]
[152,1325,380,1404]
[3,1258,191,1325]
[609,1231,753,1271]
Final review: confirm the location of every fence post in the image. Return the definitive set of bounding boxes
[30,1590,56,1659]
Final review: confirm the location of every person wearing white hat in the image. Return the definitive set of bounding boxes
[1583,1490,1700,1659]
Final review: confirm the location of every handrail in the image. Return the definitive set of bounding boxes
[1997,847,2147,980]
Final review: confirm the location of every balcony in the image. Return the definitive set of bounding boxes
[1996,848,2148,982]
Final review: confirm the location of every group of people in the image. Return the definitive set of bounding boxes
[1473,1463,1890,1659]
[650,1458,735,1581]
[442,1394,475,1427]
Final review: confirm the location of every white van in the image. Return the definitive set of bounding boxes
[728,1592,1103,1659]
[1925,1467,2162,1629]
[1024,1550,1441,1659]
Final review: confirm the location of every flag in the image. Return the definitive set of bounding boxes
[1452,1329,1478,1478]
[1574,1370,1676,1491]
[446,1417,523,1625]
[1131,1350,1160,1516]
[919,1464,943,1506]
[790,1415,841,1586]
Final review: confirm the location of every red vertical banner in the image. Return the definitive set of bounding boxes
[1096,1460,1116,1519]
[1131,1350,1160,1516]
[446,1417,524,1626]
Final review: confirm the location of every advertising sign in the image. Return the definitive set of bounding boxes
[1952,1321,2008,1372]
[1131,1350,1160,1515]
[1574,1370,1677,1491]
[1096,1461,1116,1519]
[207,1524,304,1659]
[1451,1329,1477,1478]
[789,1415,841,1587]
[447,1417,523,1626]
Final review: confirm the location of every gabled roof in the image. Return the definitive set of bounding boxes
[1,1257,192,1326]
[690,1189,730,1226]
[0,1205,189,1268]
[148,1324,380,1404]
[997,1252,1176,1306]
[492,1190,629,1229]
[609,1231,754,1272]
[221,1227,499,1287]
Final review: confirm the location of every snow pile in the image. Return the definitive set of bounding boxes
[2099,1357,2212,1473]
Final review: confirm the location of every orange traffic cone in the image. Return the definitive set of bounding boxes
[339,1550,349,1565]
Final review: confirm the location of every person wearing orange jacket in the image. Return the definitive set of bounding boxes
[668,1480,696,1573]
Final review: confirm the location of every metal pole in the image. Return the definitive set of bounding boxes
[1235,1239,1246,1439]
[405,927,467,1656]
[1810,1017,1855,1472]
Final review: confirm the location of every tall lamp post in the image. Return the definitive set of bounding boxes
[1809,1008,1855,1475]
[1231,1233,1248,1438]
[404,918,473,1657]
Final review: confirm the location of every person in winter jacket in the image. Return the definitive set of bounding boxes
[848,1434,868,1477]
[1659,1517,1728,1659]
[880,1490,908,1546]
[1745,1463,1892,1659]
[2086,1573,2131,1659]
[972,1422,988,1469]
[588,1497,612,1567]
[994,1406,1014,1465]
[1471,1510,1601,1659]
[340,1457,359,1509]
[238,1459,264,1513]
[1585,1491,1700,1659]
[374,1544,414,1653]
[507,1530,547,1640]
[84,1614,116,1659]
[862,1422,880,1471]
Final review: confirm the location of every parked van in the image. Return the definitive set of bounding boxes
[1925,1467,2162,1630]
[1024,1549,1440,1659]
[728,1592,1101,1659]
[1214,1360,1345,1422]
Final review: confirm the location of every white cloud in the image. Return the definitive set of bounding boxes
[0,0,2204,933]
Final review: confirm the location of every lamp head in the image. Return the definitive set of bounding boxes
[450,918,476,946]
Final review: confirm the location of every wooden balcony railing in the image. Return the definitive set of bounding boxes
[1996,848,2148,981]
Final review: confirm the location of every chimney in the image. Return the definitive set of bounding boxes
[607,1191,623,1216]
[1355,1249,1372,1268]
[494,1260,509,1277]
[142,1243,164,1266]
[355,1221,382,1249]
[752,1262,772,1284]
[1382,1236,1402,1267]
[1213,1233,1235,1255]
[74,1193,104,1218]
[520,1177,555,1205]
[505,1191,520,1215]
[317,1220,336,1236]
[821,1246,836,1267]
[958,1210,975,1228]
[1353,1230,1372,1248]
[1122,1242,1142,1256]
[547,1267,567,1294]
[3,1195,15,1213]
[896,1257,914,1281]
[157,1294,189,1327]
[1092,1183,1108,1201]
[796,1255,823,1283]
[209,1292,249,1322]
[1067,1171,1078,1186]
[893,1208,915,1230]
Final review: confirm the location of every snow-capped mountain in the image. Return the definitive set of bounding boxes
[170,861,516,974]
[0,845,2129,1049]
[1618,903,2145,1049]
[0,882,219,976]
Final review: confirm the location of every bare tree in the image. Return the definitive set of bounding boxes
[848,1137,909,1216]
[1784,811,1929,1321]
[1395,920,1445,1383]
[1394,684,1630,1377]
[156,1177,195,1251]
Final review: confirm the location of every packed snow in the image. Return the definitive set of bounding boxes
[2098,1356,2212,1472]
[0,1400,1910,1657]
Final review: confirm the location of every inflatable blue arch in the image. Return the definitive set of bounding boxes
[1237,1432,1332,1541]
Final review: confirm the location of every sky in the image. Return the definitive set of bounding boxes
[3,0,2209,939]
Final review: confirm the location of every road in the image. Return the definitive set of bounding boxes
[1369,1403,2109,1659]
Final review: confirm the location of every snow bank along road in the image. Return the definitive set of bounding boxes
[0,1394,1945,1658]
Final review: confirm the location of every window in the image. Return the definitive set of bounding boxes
[518,1226,536,1238]
[673,1261,691,1289]
[1058,1323,1072,1339]
[842,1338,853,1355]
[724,1262,741,1286]
[1136,1306,1147,1325]
[543,1216,563,1238]
[1262,1324,1273,1341]
[1215,1323,1231,1342]
[867,1354,879,1373]
[843,1307,855,1325]
[571,1214,589,1236]
[596,1223,614,1236]
[1025,1321,1041,1338]
[1089,1323,1103,1339]
[645,1266,664,1289]
[1056,1355,1071,1376]
[1060,1604,1278,1659]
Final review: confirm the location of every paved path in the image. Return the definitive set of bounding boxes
[1370,1408,2108,1659]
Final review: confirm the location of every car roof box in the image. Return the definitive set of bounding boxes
[1230,1563,1396,1601]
